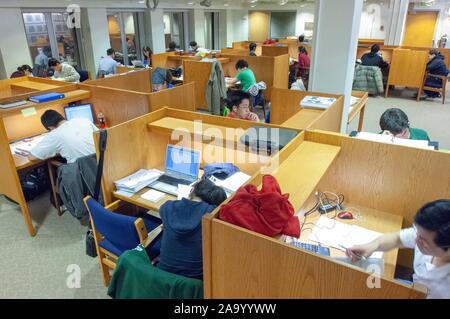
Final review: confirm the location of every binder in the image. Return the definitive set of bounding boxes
[29,92,65,103]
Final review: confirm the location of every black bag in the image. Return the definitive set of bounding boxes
[85,129,108,258]
[20,166,50,201]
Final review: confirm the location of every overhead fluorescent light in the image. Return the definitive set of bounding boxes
[249,0,259,3]
[280,0,289,5]
[251,4,256,7]
[187,1,194,4]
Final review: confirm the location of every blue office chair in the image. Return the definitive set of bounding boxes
[83,196,162,286]
[76,69,90,82]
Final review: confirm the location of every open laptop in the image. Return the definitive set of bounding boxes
[149,145,200,196]
[131,60,145,68]
[64,104,94,123]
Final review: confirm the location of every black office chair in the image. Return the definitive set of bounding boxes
[77,69,90,82]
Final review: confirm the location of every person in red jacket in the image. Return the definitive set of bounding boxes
[297,46,310,78]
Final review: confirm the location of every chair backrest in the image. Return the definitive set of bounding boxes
[77,69,90,82]
[85,197,141,253]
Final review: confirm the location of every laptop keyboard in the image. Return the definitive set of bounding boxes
[157,174,192,186]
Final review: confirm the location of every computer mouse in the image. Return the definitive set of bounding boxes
[338,211,353,220]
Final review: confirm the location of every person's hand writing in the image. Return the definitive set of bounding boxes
[345,242,377,263]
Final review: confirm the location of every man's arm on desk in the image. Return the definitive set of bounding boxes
[346,232,405,263]
[27,153,41,162]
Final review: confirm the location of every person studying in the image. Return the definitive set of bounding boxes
[379,108,430,141]
[98,48,118,77]
[157,179,227,279]
[346,200,450,299]
[28,109,98,164]
[48,58,80,83]
[148,145,200,196]
[226,91,259,122]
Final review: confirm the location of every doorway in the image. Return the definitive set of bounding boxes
[403,11,438,47]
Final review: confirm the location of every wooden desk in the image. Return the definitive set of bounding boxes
[11,81,59,92]
[299,203,402,279]
[201,130,445,298]
[0,87,90,236]
[114,187,174,215]
[348,91,369,131]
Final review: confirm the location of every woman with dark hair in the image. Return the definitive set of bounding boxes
[347,199,450,298]
[297,46,310,78]
[10,65,33,78]
[157,179,227,279]
[143,46,153,67]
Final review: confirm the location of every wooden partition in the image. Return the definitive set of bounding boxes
[261,45,289,57]
[232,41,263,56]
[403,46,450,68]
[97,107,295,205]
[385,49,428,98]
[182,59,231,110]
[201,129,449,298]
[151,52,177,68]
[83,69,152,93]
[78,82,196,127]
[0,87,90,236]
[269,88,343,132]
[0,76,72,99]
[356,45,397,63]
[221,54,289,100]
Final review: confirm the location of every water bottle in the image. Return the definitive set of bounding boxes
[97,112,106,129]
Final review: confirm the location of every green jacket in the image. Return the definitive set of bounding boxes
[206,61,227,116]
[353,65,384,95]
[409,127,430,141]
[108,245,203,299]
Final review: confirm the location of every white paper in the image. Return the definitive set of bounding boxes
[114,169,163,193]
[141,189,165,202]
[208,172,250,194]
[177,184,193,200]
[333,256,385,274]
[308,216,384,259]
[355,131,434,151]
[115,190,135,198]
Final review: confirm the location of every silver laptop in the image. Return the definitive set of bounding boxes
[131,60,144,68]
[149,145,200,196]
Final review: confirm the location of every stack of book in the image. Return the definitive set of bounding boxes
[300,96,337,110]
[114,169,162,193]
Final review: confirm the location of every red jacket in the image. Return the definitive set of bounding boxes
[263,39,276,45]
[297,52,310,77]
[218,175,300,237]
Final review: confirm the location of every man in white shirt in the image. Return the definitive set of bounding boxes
[347,200,450,299]
[98,48,118,77]
[28,110,98,164]
[48,58,80,83]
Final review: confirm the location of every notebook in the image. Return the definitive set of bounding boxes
[29,92,65,103]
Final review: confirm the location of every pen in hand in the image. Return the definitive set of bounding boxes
[340,244,367,261]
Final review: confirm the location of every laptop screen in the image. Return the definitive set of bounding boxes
[165,145,200,180]
[64,104,94,123]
